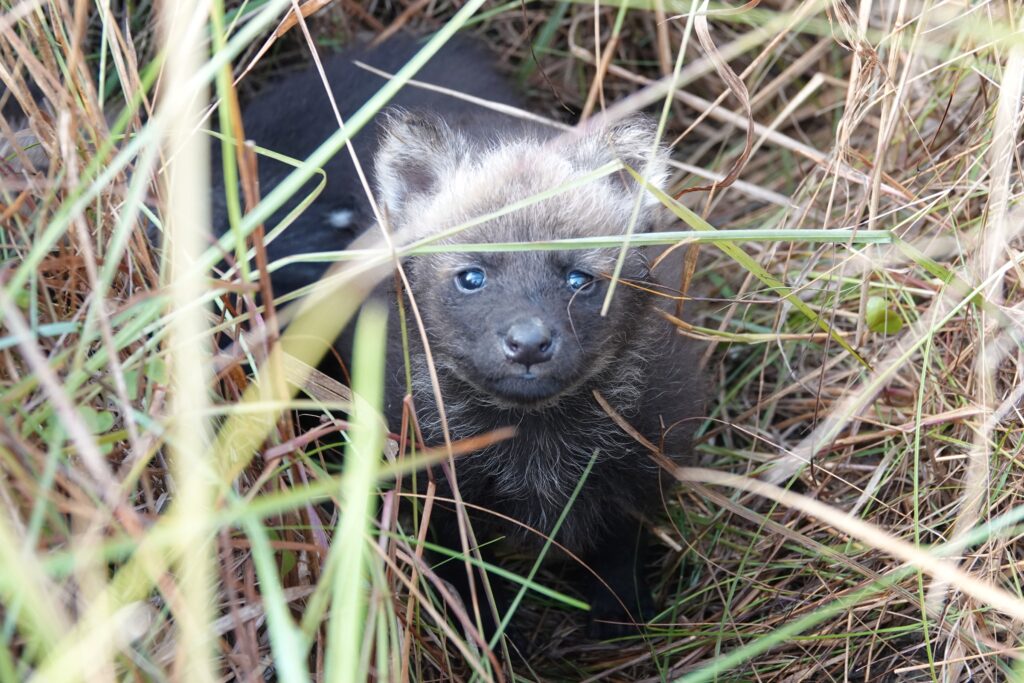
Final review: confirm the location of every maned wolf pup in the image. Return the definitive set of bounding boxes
[216,35,701,642]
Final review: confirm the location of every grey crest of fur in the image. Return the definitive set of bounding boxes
[374,110,671,243]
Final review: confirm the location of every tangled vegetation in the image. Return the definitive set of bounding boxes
[1,0,1023,680]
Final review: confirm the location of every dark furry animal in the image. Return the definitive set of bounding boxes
[214,35,701,644]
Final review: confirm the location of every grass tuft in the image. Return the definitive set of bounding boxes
[2,1,1023,681]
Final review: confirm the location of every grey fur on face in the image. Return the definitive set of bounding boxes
[375,110,670,244]
[376,110,670,412]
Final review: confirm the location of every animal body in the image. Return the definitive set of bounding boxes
[214,34,701,643]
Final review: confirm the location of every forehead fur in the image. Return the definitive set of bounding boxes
[430,143,635,243]
[375,111,669,247]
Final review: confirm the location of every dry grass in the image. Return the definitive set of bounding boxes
[2,0,1024,681]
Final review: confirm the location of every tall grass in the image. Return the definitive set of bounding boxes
[1,0,1023,681]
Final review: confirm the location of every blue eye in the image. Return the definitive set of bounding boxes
[455,267,486,292]
[566,270,594,291]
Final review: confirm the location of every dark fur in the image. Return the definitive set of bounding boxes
[210,36,525,295]
[213,35,701,643]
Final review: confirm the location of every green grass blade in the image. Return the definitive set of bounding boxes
[325,304,387,682]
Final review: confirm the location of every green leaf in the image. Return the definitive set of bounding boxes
[122,370,140,401]
[13,289,32,309]
[144,357,168,385]
[865,296,904,334]
[279,550,297,578]
[78,406,115,434]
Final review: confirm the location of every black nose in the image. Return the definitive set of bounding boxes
[502,320,555,367]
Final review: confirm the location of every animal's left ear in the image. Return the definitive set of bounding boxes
[601,116,671,206]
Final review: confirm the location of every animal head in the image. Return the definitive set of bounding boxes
[374,110,672,409]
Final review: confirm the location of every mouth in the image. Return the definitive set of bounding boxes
[486,373,565,405]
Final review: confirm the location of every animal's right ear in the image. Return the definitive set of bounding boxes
[374,109,464,215]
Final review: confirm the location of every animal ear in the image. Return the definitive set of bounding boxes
[374,109,464,214]
[564,116,670,206]
[602,116,671,204]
